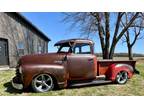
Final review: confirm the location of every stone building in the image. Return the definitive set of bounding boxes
[0,12,50,67]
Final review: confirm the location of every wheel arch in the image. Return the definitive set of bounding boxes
[106,63,134,81]
[31,72,59,89]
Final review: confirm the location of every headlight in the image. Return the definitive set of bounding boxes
[19,66,22,74]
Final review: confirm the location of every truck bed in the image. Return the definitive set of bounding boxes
[97,60,136,76]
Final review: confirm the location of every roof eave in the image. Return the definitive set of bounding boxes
[6,12,51,41]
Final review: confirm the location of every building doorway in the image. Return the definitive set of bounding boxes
[0,38,9,65]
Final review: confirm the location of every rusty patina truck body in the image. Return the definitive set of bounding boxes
[12,39,136,92]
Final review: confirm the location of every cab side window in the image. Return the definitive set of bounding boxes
[74,47,80,54]
[73,43,92,54]
[81,45,91,54]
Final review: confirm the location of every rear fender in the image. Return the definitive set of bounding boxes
[106,64,134,82]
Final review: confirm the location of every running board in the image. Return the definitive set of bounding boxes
[70,79,112,87]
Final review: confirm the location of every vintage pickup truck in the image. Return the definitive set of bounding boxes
[12,39,136,93]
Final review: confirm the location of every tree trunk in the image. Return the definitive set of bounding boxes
[104,12,110,59]
[109,37,117,59]
[95,13,106,59]
[128,46,133,60]
[109,46,115,59]
[103,48,109,59]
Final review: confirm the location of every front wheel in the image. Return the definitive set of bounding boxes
[115,71,128,84]
[31,74,54,93]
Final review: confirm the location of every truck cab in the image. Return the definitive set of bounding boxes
[55,39,97,81]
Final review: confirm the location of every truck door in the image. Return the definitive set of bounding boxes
[67,43,96,80]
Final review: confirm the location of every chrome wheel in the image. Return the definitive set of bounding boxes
[32,74,54,93]
[116,71,128,84]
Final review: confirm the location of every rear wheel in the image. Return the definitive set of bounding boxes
[115,71,128,84]
[32,74,54,93]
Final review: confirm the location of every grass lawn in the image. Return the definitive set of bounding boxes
[0,63,144,96]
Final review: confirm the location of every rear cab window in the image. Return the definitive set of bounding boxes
[73,43,92,54]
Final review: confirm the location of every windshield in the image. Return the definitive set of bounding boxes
[57,45,72,53]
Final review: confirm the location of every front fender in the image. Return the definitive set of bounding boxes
[106,64,134,82]
[21,64,67,89]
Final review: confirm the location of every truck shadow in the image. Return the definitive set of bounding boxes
[134,68,140,74]
[68,82,113,89]
[3,82,24,94]
[3,81,114,94]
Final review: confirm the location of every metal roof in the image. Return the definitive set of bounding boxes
[54,38,94,46]
[5,12,51,41]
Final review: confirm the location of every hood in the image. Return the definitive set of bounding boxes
[19,53,66,65]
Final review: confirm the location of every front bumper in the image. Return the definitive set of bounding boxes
[12,75,23,90]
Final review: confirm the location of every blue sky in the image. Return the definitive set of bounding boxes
[21,12,144,54]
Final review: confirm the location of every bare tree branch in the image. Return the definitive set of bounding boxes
[63,12,141,59]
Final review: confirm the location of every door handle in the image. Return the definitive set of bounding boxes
[63,56,67,61]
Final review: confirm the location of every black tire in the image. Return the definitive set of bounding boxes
[31,74,54,93]
[115,71,128,84]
